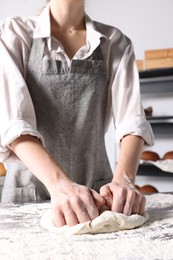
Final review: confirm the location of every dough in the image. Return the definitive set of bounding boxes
[40,210,149,235]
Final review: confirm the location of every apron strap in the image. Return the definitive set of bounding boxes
[92,45,103,60]
[28,38,45,71]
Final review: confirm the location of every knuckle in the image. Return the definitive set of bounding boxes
[71,196,82,208]
[82,186,91,194]
[128,189,136,199]
[89,209,98,219]
[82,192,93,203]
[62,200,71,211]
[118,187,127,197]
[100,184,108,193]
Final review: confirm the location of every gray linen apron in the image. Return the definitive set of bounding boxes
[1,38,113,203]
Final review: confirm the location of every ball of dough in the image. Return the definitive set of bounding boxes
[40,209,149,235]
[0,163,7,176]
[141,151,160,161]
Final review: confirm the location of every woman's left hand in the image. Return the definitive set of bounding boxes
[100,176,146,216]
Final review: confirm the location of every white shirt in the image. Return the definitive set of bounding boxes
[0,4,154,162]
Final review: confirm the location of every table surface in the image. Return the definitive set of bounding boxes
[1,193,173,260]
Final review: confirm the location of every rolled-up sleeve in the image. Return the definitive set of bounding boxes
[111,40,154,146]
[0,22,44,163]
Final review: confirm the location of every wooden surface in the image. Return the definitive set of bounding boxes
[1,194,173,259]
[136,59,144,71]
[145,48,173,59]
[145,58,173,69]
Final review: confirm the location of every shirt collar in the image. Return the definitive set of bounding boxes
[33,4,51,39]
[85,14,108,41]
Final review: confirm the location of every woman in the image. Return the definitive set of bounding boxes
[0,0,154,227]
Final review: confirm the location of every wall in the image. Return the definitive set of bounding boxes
[86,0,173,59]
[0,0,45,19]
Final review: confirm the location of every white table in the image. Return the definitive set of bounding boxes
[0,193,173,260]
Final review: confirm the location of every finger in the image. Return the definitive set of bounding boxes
[111,187,127,213]
[132,198,140,214]
[123,190,135,215]
[75,207,91,223]
[90,188,105,209]
[81,192,100,220]
[99,204,110,214]
[63,207,79,226]
[71,197,91,223]
[132,192,142,214]
[139,195,146,215]
[52,210,66,227]
[99,185,113,208]
[85,199,100,220]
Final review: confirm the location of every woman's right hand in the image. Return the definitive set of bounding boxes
[50,180,105,227]
[9,134,105,225]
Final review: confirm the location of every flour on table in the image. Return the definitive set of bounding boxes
[40,210,148,235]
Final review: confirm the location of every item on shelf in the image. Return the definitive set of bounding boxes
[135,184,159,194]
[0,163,7,176]
[144,106,153,117]
[145,48,173,70]
[162,151,173,160]
[145,48,173,60]
[136,59,144,71]
[145,59,173,70]
[141,151,160,162]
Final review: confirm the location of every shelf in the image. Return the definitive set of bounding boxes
[139,68,173,94]
[140,75,173,84]
[146,116,173,135]
[137,164,173,177]
[139,67,173,79]
[147,116,173,124]
[138,68,173,180]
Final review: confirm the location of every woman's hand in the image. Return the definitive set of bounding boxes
[50,180,105,227]
[100,176,146,216]
[100,135,146,216]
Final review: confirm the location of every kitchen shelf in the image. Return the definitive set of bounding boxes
[139,68,173,94]
[146,116,173,124]
[139,68,173,183]
[137,164,173,177]
[139,67,173,79]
